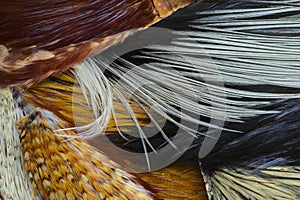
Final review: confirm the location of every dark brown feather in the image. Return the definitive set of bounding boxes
[0,0,193,87]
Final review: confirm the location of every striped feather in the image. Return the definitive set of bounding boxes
[200,97,300,199]
[0,88,37,199]
[203,166,300,200]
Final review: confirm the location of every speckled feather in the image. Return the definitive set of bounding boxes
[17,110,156,200]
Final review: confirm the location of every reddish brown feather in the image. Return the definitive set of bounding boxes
[138,161,208,200]
[0,0,193,87]
[0,0,157,51]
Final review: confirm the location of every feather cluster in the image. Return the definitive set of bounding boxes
[0,0,300,199]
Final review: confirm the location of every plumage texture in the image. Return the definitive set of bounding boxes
[138,158,207,199]
[17,110,155,200]
[0,0,300,199]
[0,88,37,199]
[0,0,193,87]
[201,98,300,199]
[204,166,300,200]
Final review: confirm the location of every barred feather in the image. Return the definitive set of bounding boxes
[0,88,37,199]
[17,110,156,200]
[204,166,300,200]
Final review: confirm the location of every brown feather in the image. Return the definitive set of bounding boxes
[0,0,194,87]
[17,110,157,199]
[138,159,208,200]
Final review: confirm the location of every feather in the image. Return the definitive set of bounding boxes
[203,166,300,200]
[0,0,193,87]
[201,98,300,199]
[0,88,36,199]
[139,159,208,199]
[22,0,300,172]
[17,109,156,200]
[2,0,300,199]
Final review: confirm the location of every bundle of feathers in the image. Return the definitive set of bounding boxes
[0,0,299,199]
